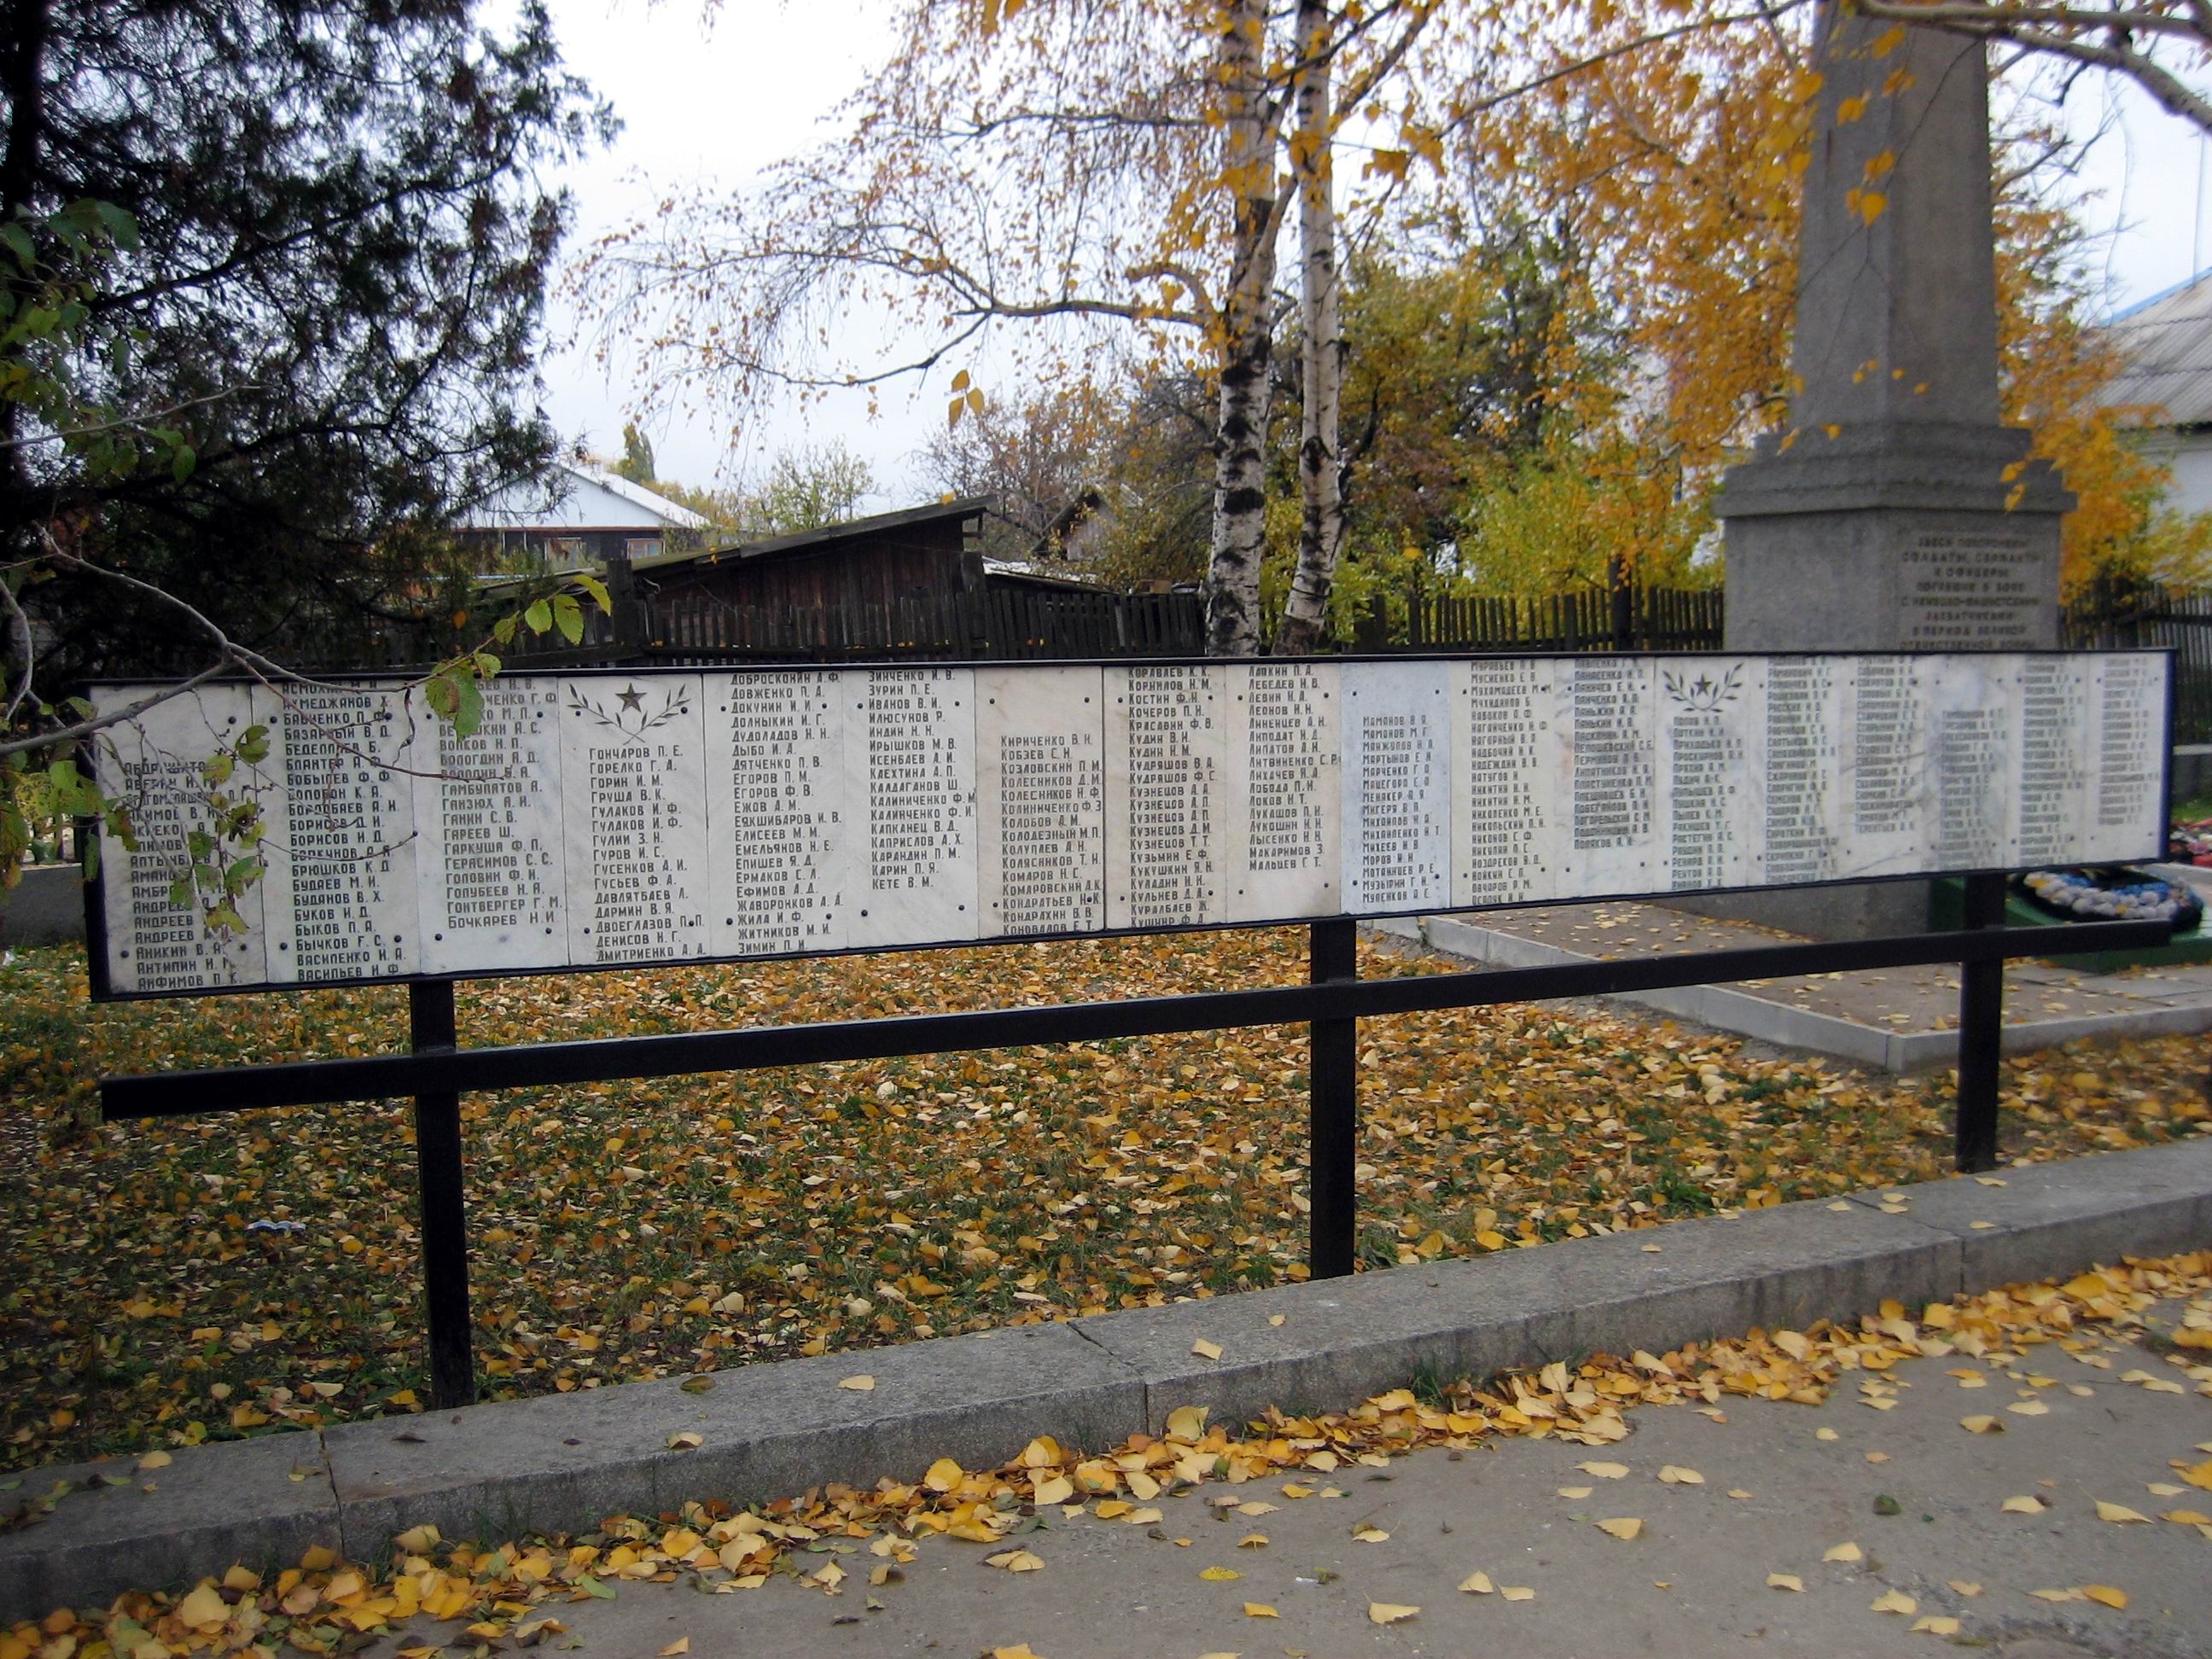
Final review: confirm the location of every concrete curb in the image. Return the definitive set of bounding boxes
[1380,912,2212,1073]
[5,1138,2209,1621]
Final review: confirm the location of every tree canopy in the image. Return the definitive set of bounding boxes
[1,0,612,688]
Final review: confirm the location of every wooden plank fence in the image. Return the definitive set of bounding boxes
[1351,585,1724,655]
[288,577,2211,747]
[2064,583,2212,746]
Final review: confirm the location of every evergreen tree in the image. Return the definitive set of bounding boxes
[1,0,612,683]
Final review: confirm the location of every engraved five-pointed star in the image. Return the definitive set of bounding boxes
[617,684,646,713]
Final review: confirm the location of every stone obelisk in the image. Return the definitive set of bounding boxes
[1707,1,2071,938]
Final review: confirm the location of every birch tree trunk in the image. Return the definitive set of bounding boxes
[1272,0,1343,659]
[1202,0,1283,658]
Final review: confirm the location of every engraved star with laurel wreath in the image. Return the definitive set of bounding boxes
[616,684,647,713]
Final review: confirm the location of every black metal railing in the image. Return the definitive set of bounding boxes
[99,882,2169,1412]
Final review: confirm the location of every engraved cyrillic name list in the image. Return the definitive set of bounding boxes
[1850,658,1920,840]
[981,667,1103,936]
[1934,705,2006,868]
[2093,655,2165,846]
[1111,667,1223,928]
[1457,661,1557,906]
[851,667,976,946]
[98,689,262,993]
[1569,661,1652,851]
[269,687,413,981]
[713,671,845,958]
[1761,660,1840,884]
[2015,657,2088,866]
[1659,664,1750,893]
[423,683,562,974]
[564,679,707,963]
[1238,664,1336,916]
[1342,665,1447,912]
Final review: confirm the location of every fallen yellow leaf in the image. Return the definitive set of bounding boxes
[1596,1517,1643,1540]
[1911,1615,1960,1636]
[659,1641,690,1657]
[1459,1572,1494,1594]
[1871,1589,1917,1615]
[1766,1573,1802,1592]
[1191,1337,1223,1361]
[1823,1541,1862,1563]
[984,1550,1045,1573]
[1556,1486,1593,1499]
[1166,1405,1208,1440]
[1960,1415,2003,1434]
[1947,1580,1981,1596]
[1500,1585,1535,1602]
[177,1584,230,1629]
[1575,1461,1629,1479]
[1236,1534,1268,1549]
[137,1451,172,1472]
[1198,1566,1242,1582]
[2095,1501,2150,1524]
[2083,1584,2128,1610]
[666,1432,701,1451]
[2160,1509,2212,1525]
[1657,1465,1703,1486]
[1368,1602,1420,1626]
[2001,1495,2046,1514]
[836,1374,875,1392]
[924,1457,963,1493]
[1352,1524,1390,1542]
[1242,1602,1278,1618]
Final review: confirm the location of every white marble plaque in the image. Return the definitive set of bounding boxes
[560,675,711,965]
[1341,661,1449,914]
[1656,658,1759,894]
[1560,657,1661,892]
[1926,656,2018,870]
[707,669,850,958]
[2086,652,2168,861]
[1452,658,1563,908]
[89,649,2174,998]
[1227,661,1341,922]
[417,679,567,975]
[1105,664,1228,929]
[845,666,978,949]
[255,683,419,983]
[2012,655,2096,868]
[93,684,266,993]
[977,667,1105,936]
[1837,655,1931,878]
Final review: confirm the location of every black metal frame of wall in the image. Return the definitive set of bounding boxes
[101,901,2174,1412]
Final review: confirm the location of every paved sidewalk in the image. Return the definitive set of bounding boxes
[356,1301,2212,1659]
[1377,900,2212,1073]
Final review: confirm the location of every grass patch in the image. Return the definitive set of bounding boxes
[1,931,2206,1474]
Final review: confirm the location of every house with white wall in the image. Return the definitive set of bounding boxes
[2101,271,2212,520]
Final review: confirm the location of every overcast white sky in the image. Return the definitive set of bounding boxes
[533,0,2209,506]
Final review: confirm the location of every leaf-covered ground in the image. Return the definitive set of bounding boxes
[2,931,2207,1476]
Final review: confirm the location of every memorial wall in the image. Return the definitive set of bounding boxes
[90,652,2170,997]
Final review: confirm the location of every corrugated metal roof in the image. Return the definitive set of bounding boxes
[2100,271,2212,429]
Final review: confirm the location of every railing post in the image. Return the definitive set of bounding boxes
[409,979,477,1409]
[1954,872,2006,1173]
[1308,917,1359,1279]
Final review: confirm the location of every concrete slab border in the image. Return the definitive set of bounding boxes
[5,1139,2208,1621]
[1377,913,2212,1073]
